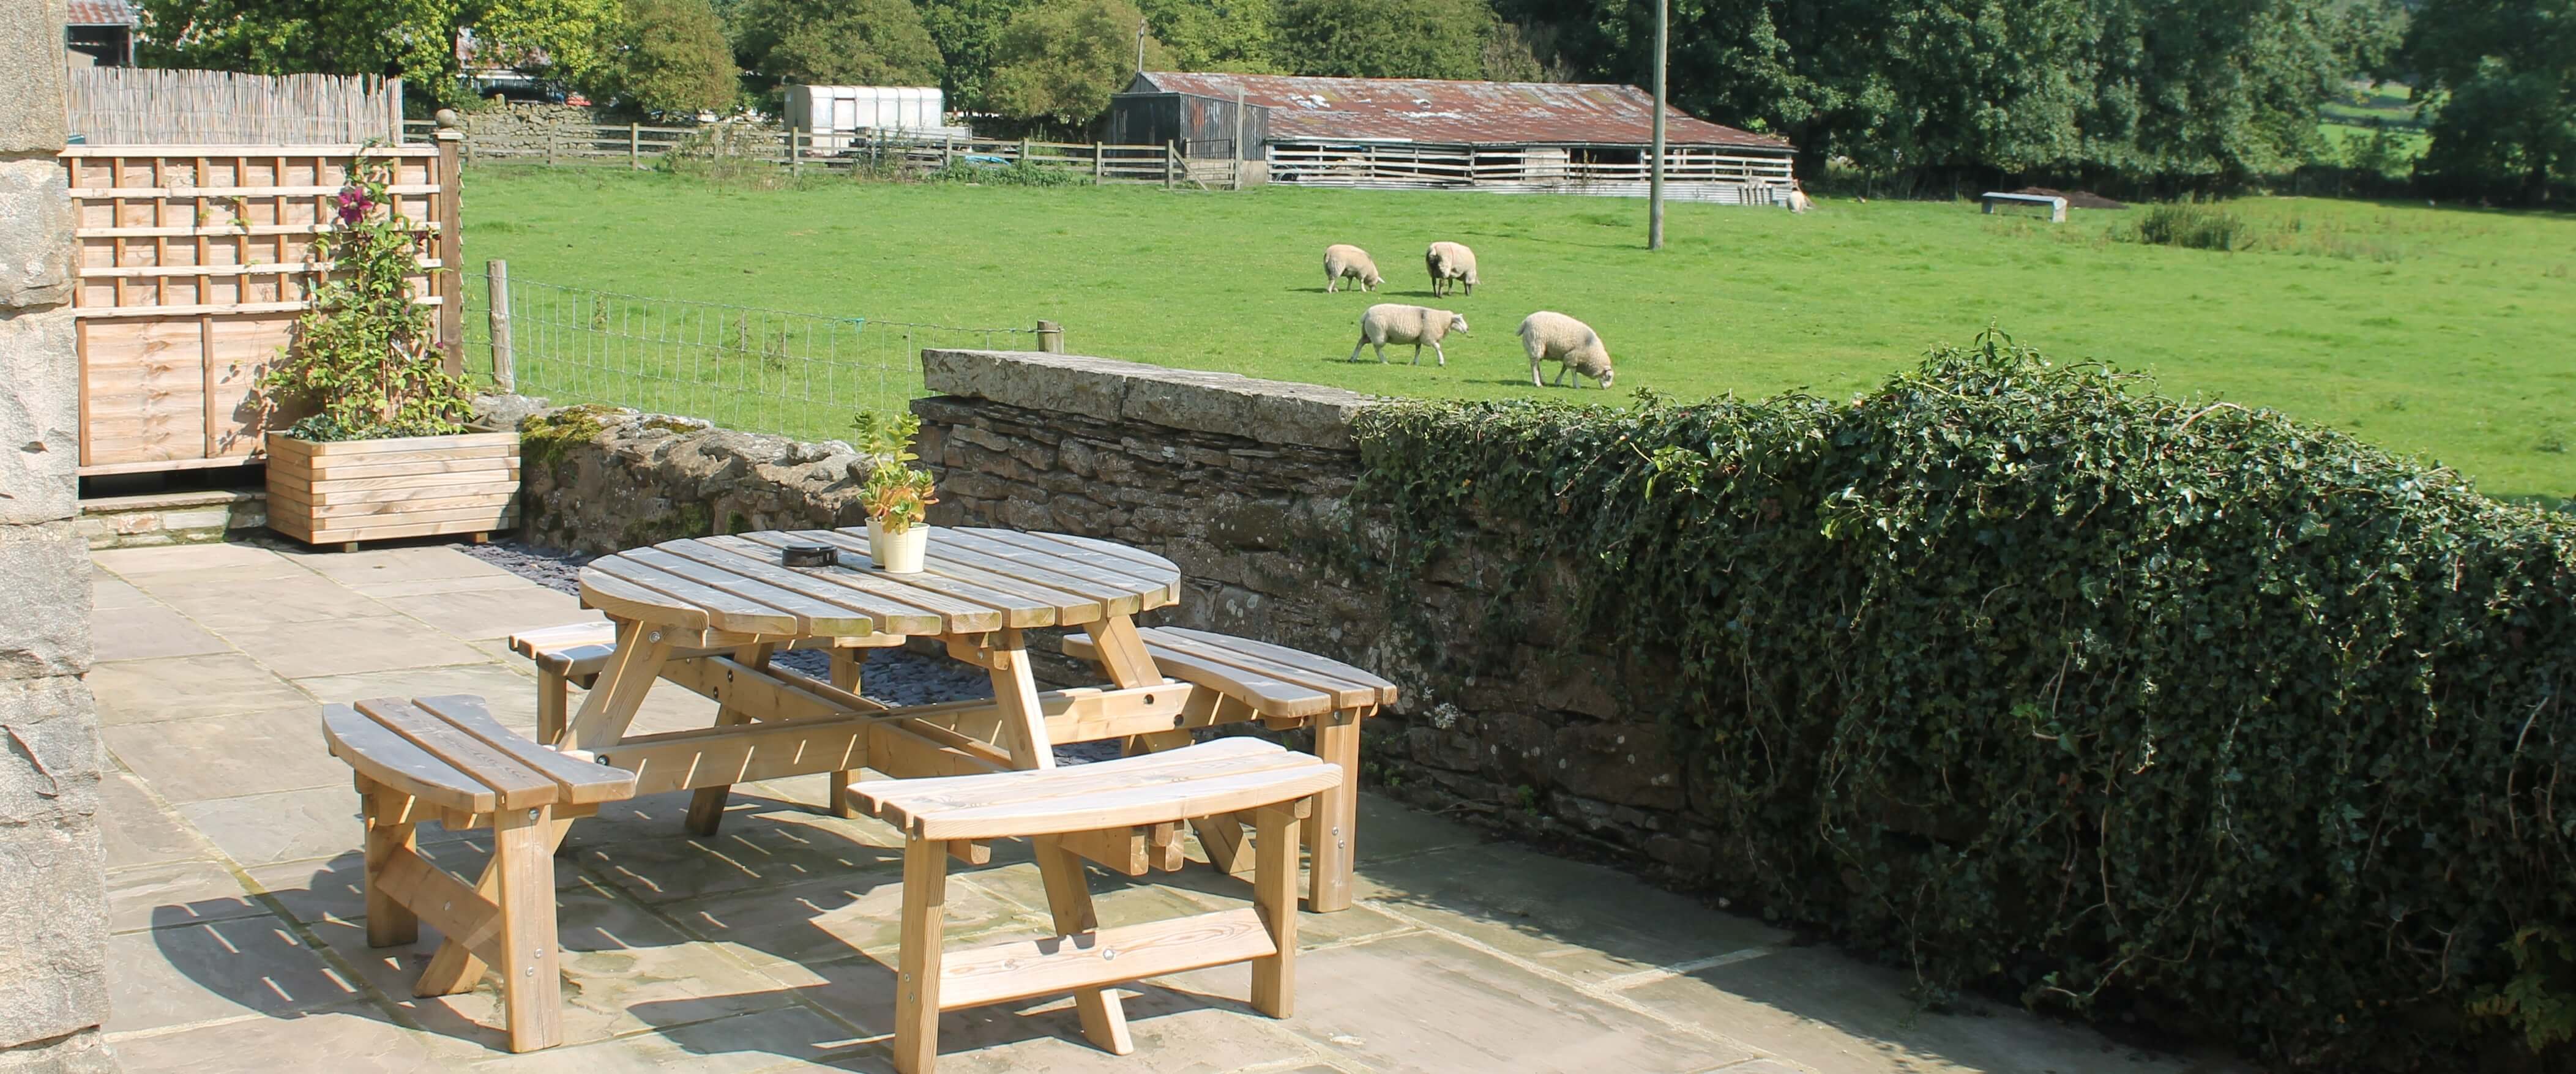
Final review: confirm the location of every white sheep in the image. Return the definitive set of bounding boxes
[1518,311,1615,389]
[1425,241,1478,297]
[1348,303,1469,367]
[1323,244,1382,293]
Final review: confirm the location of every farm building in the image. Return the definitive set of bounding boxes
[1110,72,1796,204]
[64,0,137,67]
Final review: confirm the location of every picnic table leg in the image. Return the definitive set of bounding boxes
[359,779,419,947]
[893,839,949,1074]
[416,622,672,996]
[1031,837,1133,1054]
[495,804,564,1053]
[827,648,862,818]
[1305,707,1364,912]
[985,628,1054,770]
[686,641,777,836]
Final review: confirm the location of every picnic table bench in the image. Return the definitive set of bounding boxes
[321,525,1399,1057]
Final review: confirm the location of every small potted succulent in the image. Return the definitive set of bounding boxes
[853,412,938,573]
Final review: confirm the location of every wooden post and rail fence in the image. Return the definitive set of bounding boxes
[404,119,1197,184]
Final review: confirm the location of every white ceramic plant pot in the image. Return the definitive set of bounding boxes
[868,520,930,573]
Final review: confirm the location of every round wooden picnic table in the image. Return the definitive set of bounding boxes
[576,526,1182,640]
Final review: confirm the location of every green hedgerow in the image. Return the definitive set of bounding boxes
[1349,329,2576,1069]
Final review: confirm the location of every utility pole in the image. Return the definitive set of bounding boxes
[1649,0,1668,250]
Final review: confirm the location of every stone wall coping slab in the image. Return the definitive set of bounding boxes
[920,349,1379,451]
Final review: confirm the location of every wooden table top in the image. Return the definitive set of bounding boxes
[578,527,1182,638]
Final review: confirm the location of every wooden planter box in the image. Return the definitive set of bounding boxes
[265,430,520,550]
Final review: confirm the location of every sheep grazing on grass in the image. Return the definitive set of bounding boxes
[1425,241,1478,297]
[1323,244,1382,293]
[1518,311,1615,389]
[1348,303,1469,367]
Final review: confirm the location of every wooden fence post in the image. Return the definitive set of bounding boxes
[943,137,954,168]
[433,127,465,376]
[387,77,406,142]
[1093,142,1103,179]
[1019,135,1031,164]
[1165,141,1176,188]
[487,260,514,392]
[1036,319,1064,354]
[629,122,640,170]
[789,127,801,176]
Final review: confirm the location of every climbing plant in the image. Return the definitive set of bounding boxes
[260,152,474,442]
[1349,330,2576,1068]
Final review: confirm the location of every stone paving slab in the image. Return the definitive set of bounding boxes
[88,652,312,725]
[88,539,2242,1074]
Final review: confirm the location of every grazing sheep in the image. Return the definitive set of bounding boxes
[1324,244,1382,293]
[1518,311,1615,389]
[1425,241,1478,297]
[1786,182,1813,214]
[1348,303,1469,367]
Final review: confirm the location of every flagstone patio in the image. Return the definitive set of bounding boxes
[86,539,2236,1073]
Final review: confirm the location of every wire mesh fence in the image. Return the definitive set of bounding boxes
[461,273,1038,442]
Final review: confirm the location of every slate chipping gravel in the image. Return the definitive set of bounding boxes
[458,539,1122,763]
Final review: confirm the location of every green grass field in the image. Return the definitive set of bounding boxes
[460,165,2576,501]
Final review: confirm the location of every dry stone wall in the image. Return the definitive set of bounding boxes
[490,399,878,553]
[909,349,1705,871]
[0,2,116,1069]
[458,100,628,157]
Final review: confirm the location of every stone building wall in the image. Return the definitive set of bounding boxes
[0,1,116,1070]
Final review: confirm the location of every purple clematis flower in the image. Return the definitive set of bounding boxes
[334,184,374,225]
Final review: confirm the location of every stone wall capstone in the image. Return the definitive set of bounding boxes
[909,349,1706,872]
[0,0,116,1068]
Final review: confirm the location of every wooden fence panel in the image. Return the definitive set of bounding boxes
[63,144,455,475]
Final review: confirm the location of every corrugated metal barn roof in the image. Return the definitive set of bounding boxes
[1133,72,1791,152]
[66,0,136,25]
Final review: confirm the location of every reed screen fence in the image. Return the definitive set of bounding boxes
[467,273,1039,442]
[69,69,404,146]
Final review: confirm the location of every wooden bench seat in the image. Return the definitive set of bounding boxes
[848,739,1339,1073]
[321,695,638,1053]
[1061,627,1394,912]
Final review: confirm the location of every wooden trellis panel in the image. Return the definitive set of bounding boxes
[62,143,461,475]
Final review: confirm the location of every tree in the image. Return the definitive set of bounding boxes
[591,0,736,114]
[731,0,943,95]
[136,0,616,105]
[986,0,1171,127]
[919,0,1042,110]
[1140,0,1283,72]
[1275,0,1495,79]
[2403,0,2575,203]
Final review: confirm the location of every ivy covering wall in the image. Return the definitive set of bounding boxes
[1351,333,2576,1068]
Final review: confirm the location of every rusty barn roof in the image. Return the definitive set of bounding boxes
[65,0,136,25]
[1132,72,1791,152]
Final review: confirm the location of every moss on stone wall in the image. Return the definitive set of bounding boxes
[519,405,621,471]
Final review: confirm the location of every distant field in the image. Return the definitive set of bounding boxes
[459,165,2576,501]
[2320,81,2428,171]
